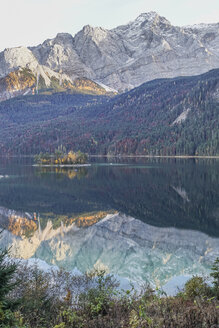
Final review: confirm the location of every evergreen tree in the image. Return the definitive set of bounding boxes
[0,247,18,310]
[210,257,219,299]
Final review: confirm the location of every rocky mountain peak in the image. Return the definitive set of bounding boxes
[80,24,108,41]
[82,24,93,34]
[134,11,171,28]
[54,33,74,45]
[0,47,38,78]
[136,11,159,22]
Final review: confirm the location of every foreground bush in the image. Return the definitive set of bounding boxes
[1,257,218,328]
[183,276,212,299]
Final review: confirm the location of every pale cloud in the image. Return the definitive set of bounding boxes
[1,0,85,49]
[193,10,219,24]
[0,0,218,51]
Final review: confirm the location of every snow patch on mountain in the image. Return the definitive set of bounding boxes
[94,81,118,93]
[172,108,191,125]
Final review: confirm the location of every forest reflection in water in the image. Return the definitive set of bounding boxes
[0,156,218,235]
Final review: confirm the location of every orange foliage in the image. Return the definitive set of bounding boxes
[8,216,37,236]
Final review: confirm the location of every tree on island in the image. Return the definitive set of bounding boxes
[34,147,88,165]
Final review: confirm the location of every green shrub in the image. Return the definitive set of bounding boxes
[54,309,84,328]
[78,270,118,318]
[184,276,211,299]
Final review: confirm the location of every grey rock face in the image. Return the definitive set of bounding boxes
[30,33,92,79]
[0,12,219,92]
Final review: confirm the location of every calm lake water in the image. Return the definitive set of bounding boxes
[0,157,219,291]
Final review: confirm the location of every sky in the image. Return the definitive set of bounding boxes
[1,0,218,51]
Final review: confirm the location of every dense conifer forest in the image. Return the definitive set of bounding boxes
[0,69,218,156]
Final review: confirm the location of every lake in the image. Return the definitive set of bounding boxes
[0,157,218,292]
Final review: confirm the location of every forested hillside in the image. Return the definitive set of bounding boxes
[0,69,218,156]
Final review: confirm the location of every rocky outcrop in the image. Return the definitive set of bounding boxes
[0,48,110,100]
[0,68,36,101]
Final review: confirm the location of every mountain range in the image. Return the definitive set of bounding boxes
[0,12,219,100]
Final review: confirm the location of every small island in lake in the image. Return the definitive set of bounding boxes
[34,146,88,166]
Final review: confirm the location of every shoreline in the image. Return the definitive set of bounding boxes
[89,155,219,159]
[33,164,91,167]
[1,154,219,159]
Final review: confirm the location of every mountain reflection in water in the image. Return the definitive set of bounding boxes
[0,212,218,287]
